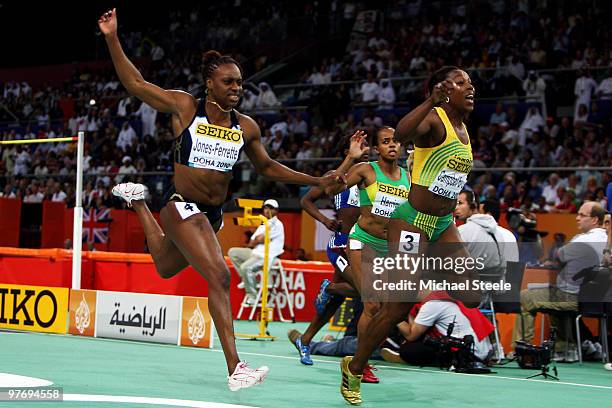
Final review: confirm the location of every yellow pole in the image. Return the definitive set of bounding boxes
[259,215,271,336]
[233,199,276,340]
[0,137,78,145]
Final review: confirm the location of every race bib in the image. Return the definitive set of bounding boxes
[428,167,468,200]
[399,231,420,254]
[347,185,360,207]
[371,183,409,218]
[187,122,244,172]
[175,202,202,220]
[336,255,349,272]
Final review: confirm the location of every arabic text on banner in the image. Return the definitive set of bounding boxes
[95,290,181,345]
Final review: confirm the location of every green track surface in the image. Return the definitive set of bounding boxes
[1,321,611,407]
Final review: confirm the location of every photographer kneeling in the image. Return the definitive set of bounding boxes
[381,290,494,367]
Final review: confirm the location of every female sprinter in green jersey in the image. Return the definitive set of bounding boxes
[330,127,410,396]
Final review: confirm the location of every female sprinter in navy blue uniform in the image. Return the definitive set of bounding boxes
[98,8,344,391]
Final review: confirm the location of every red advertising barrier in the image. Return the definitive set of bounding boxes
[0,198,21,247]
[0,248,333,322]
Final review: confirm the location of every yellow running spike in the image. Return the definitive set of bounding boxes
[340,356,362,405]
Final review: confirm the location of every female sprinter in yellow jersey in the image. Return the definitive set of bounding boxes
[339,66,479,405]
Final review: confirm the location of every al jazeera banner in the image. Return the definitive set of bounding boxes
[180,296,214,348]
[96,290,181,345]
[69,289,97,337]
[0,284,69,334]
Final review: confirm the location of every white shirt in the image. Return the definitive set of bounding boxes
[574,76,597,103]
[542,183,560,205]
[556,227,607,294]
[360,82,380,103]
[136,102,157,137]
[377,85,396,108]
[256,90,280,109]
[251,216,285,259]
[116,164,137,183]
[117,125,138,151]
[415,300,493,360]
[308,72,326,85]
[240,93,257,111]
[23,192,45,203]
[52,191,67,203]
[270,121,288,137]
[117,97,131,117]
[501,129,519,150]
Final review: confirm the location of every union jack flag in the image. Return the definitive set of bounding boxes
[82,208,111,244]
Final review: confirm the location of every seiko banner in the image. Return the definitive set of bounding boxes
[96,291,181,345]
[0,284,69,334]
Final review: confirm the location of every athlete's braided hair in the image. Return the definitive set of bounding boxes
[201,50,242,80]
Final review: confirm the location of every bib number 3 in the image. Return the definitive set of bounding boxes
[399,231,420,254]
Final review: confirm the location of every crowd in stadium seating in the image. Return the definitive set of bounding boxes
[1,0,612,220]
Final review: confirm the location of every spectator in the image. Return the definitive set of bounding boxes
[295,141,313,171]
[268,129,287,158]
[256,82,280,112]
[595,68,612,100]
[12,146,30,176]
[377,78,395,109]
[489,102,507,125]
[135,101,157,138]
[512,202,607,361]
[23,183,45,203]
[239,89,257,111]
[288,112,308,139]
[499,121,519,151]
[359,73,380,104]
[51,182,67,203]
[552,190,577,213]
[228,199,285,298]
[523,70,547,116]
[573,68,597,117]
[117,156,137,183]
[573,103,589,126]
[117,121,138,152]
[519,106,546,145]
[116,95,132,118]
[542,173,563,206]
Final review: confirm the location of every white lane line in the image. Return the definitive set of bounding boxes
[222,350,612,391]
[63,394,257,408]
[0,373,53,387]
[6,331,612,391]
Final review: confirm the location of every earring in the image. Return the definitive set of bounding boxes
[445,96,450,103]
